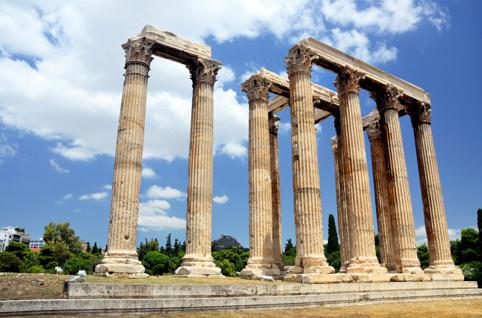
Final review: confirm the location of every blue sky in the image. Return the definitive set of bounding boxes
[0,0,480,249]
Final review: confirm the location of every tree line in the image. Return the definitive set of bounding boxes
[0,209,480,285]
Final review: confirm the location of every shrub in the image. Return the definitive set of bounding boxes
[216,259,237,277]
[0,252,21,272]
[142,251,170,275]
[29,265,45,273]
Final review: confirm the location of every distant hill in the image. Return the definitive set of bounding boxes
[212,234,242,251]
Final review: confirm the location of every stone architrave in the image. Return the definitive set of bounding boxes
[331,134,350,273]
[410,104,463,281]
[367,121,396,272]
[175,58,223,277]
[269,114,284,271]
[286,45,334,275]
[334,67,386,276]
[95,38,154,277]
[372,85,423,276]
[240,76,281,278]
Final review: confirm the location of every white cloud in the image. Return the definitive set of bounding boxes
[102,184,111,190]
[219,142,247,159]
[49,158,70,173]
[141,167,156,179]
[321,0,448,34]
[0,1,447,164]
[415,225,461,244]
[0,133,17,161]
[213,195,229,204]
[139,199,186,231]
[278,122,291,134]
[147,185,186,200]
[79,191,108,201]
[62,193,73,200]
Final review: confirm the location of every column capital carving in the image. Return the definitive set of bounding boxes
[410,102,432,126]
[370,85,403,113]
[334,66,364,95]
[285,43,315,75]
[367,121,382,141]
[242,75,271,103]
[188,58,221,87]
[122,38,155,66]
[269,114,280,134]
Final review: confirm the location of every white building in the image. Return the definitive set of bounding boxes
[0,226,31,252]
[29,239,45,251]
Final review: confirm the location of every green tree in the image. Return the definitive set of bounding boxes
[85,242,91,253]
[20,251,41,273]
[0,252,21,272]
[142,251,170,275]
[91,242,99,254]
[326,214,340,255]
[217,259,237,277]
[417,243,430,269]
[284,239,296,257]
[165,233,173,256]
[5,241,29,260]
[174,239,180,256]
[478,208,482,261]
[63,252,101,274]
[43,222,82,254]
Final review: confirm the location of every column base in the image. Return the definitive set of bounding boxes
[424,264,464,281]
[175,254,223,277]
[240,263,281,279]
[293,256,335,274]
[346,257,387,274]
[95,252,147,278]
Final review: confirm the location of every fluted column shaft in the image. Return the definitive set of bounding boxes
[367,122,396,271]
[97,39,153,276]
[177,58,222,276]
[269,115,283,270]
[331,134,350,272]
[240,76,280,277]
[411,105,460,274]
[286,45,333,274]
[373,86,421,273]
[334,67,382,273]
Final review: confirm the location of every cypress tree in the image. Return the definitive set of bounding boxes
[326,214,340,254]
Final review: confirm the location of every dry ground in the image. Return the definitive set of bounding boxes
[10,299,482,318]
[0,273,278,300]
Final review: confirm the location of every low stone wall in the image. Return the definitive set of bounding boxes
[67,281,478,299]
[1,282,481,316]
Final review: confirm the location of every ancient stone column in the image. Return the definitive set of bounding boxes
[372,85,422,275]
[334,67,384,274]
[331,134,350,273]
[96,38,154,277]
[286,45,334,275]
[269,114,284,271]
[367,121,396,272]
[410,104,463,280]
[175,58,222,277]
[240,76,280,278]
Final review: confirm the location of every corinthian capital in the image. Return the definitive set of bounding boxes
[370,84,403,112]
[285,43,314,75]
[410,102,432,126]
[334,66,364,95]
[366,121,382,141]
[241,75,271,103]
[122,38,155,66]
[188,58,221,87]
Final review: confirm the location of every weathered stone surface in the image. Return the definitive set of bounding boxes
[372,85,422,275]
[176,58,222,277]
[286,44,334,275]
[96,38,153,277]
[240,75,280,278]
[334,66,384,274]
[410,103,463,281]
